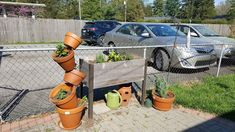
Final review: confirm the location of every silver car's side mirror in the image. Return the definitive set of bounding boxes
[190,32,198,37]
[141,32,150,38]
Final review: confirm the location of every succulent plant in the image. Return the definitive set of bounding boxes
[56,89,68,100]
[55,44,69,57]
[155,77,168,98]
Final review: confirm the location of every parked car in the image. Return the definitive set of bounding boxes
[81,20,121,45]
[171,24,235,58]
[103,23,217,71]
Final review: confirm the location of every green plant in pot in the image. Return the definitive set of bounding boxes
[152,77,175,111]
[95,52,133,63]
[51,44,75,72]
[56,89,69,100]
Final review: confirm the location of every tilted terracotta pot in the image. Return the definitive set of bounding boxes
[152,90,175,111]
[118,83,132,106]
[64,70,86,86]
[64,32,82,50]
[57,98,84,130]
[51,50,75,72]
[49,83,77,109]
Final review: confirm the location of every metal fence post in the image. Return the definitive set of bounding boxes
[216,44,225,77]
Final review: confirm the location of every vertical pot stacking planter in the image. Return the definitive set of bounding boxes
[52,50,75,72]
[64,70,86,86]
[57,98,85,130]
[118,83,132,106]
[49,83,77,109]
[64,32,83,50]
[50,32,86,130]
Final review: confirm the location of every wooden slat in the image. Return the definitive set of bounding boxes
[80,59,145,88]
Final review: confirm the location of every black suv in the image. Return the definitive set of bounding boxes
[81,20,121,45]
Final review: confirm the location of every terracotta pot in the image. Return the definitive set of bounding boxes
[118,83,132,106]
[64,32,82,50]
[49,83,77,109]
[57,99,84,130]
[64,70,86,86]
[152,90,175,111]
[52,50,75,72]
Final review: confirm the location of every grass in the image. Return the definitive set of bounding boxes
[169,74,235,122]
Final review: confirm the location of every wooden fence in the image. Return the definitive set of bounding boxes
[0,18,86,44]
[0,17,234,44]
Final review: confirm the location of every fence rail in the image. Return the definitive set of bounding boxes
[0,17,234,44]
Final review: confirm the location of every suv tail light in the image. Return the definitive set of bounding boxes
[87,28,97,31]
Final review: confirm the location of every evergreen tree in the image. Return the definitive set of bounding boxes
[153,0,164,16]
[144,4,153,17]
[181,0,215,20]
[165,0,180,17]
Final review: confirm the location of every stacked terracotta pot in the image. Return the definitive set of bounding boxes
[118,83,132,106]
[49,32,86,130]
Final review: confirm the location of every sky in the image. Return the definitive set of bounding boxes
[145,0,226,6]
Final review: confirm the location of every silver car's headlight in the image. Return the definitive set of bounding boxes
[175,46,198,57]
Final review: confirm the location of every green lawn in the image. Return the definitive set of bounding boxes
[169,74,235,122]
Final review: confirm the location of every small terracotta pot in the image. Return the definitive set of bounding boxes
[64,70,86,86]
[118,83,132,106]
[57,98,84,130]
[52,50,75,72]
[152,90,175,111]
[64,32,82,50]
[49,83,77,109]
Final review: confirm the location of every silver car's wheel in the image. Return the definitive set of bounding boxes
[154,50,170,71]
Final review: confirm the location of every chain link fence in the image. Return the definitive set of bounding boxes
[0,43,235,122]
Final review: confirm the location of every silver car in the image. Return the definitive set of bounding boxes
[103,23,217,71]
[171,24,235,58]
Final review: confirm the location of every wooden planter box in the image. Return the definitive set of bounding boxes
[78,58,147,119]
[80,58,146,88]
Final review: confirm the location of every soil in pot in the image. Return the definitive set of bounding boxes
[57,98,85,130]
[49,83,78,109]
[64,70,86,86]
[64,32,82,50]
[152,90,175,111]
[52,50,75,72]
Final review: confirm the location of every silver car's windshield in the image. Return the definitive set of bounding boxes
[192,26,220,37]
[147,25,185,36]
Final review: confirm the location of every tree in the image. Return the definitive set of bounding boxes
[126,0,144,21]
[82,0,103,20]
[153,0,164,16]
[165,0,180,17]
[181,0,216,20]
[227,0,235,20]
[144,4,153,17]
[215,1,231,16]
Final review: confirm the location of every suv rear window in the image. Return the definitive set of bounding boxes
[84,21,120,29]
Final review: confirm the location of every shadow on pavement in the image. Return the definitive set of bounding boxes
[184,110,235,132]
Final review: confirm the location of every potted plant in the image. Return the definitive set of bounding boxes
[152,77,175,111]
[64,69,86,86]
[51,44,75,72]
[49,83,78,109]
[57,96,87,130]
[64,32,83,50]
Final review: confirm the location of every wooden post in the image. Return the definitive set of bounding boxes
[88,63,94,119]
[141,59,147,106]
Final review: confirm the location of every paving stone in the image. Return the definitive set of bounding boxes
[2,98,235,132]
